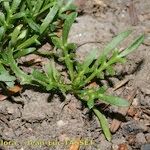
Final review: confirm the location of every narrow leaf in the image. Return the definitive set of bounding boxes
[60,0,76,13]
[17,35,39,49]
[11,0,21,13]
[102,30,132,56]
[40,4,59,34]
[0,26,5,41]
[26,18,40,32]
[62,12,77,45]
[0,12,5,25]
[119,35,144,57]
[14,47,36,58]
[12,12,26,19]
[81,49,98,73]
[87,99,95,109]
[93,107,112,141]
[11,24,23,45]
[98,94,129,107]
[33,0,44,14]
[3,2,10,13]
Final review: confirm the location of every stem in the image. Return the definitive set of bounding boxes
[82,56,119,87]
[63,47,74,81]
[8,50,32,84]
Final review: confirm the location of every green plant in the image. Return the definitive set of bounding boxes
[0,0,144,141]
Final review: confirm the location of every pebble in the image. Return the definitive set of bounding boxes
[136,132,147,144]
[145,133,150,143]
[122,121,148,135]
[99,140,111,150]
[57,120,67,127]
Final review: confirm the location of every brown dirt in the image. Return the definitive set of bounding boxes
[0,0,150,150]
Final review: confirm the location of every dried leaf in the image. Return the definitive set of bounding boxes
[8,85,22,94]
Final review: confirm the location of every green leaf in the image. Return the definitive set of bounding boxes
[0,72,16,82]
[44,62,54,81]
[25,0,32,12]
[17,29,28,40]
[98,94,129,107]
[44,60,60,82]
[81,49,98,73]
[14,47,36,58]
[87,98,95,109]
[62,12,77,45]
[32,70,49,83]
[32,69,53,90]
[33,0,44,14]
[3,2,10,13]
[0,12,5,26]
[60,0,76,13]
[119,35,144,57]
[51,60,60,81]
[106,66,115,76]
[0,63,16,87]
[0,26,5,41]
[40,4,59,34]
[10,24,23,45]
[66,43,77,50]
[26,18,40,32]
[51,36,63,49]
[12,12,26,19]
[11,0,21,14]
[17,35,39,49]
[93,107,112,141]
[34,3,52,17]
[102,30,132,56]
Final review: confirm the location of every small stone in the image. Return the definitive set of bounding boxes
[122,121,148,135]
[145,133,150,143]
[99,140,111,150]
[132,98,140,106]
[57,120,67,127]
[136,133,147,144]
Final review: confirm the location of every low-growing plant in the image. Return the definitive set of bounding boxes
[0,0,144,141]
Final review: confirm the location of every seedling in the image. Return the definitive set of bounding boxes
[0,0,144,141]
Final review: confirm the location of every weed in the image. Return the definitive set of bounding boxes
[0,0,144,141]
